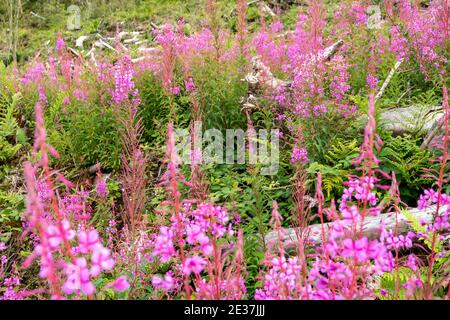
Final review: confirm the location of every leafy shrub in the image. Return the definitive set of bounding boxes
[46,99,123,171]
[379,134,433,204]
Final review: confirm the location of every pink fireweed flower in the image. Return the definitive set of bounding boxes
[3,276,20,287]
[56,36,66,52]
[60,193,91,220]
[312,104,327,116]
[184,77,195,92]
[96,176,109,199]
[20,63,45,87]
[45,220,75,250]
[77,230,101,254]
[90,245,115,277]
[37,181,52,202]
[351,3,368,26]
[62,258,95,296]
[63,97,70,105]
[342,237,370,262]
[152,226,176,262]
[384,231,413,250]
[403,277,422,299]
[152,272,175,291]
[271,21,283,34]
[182,256,207,275]
[0,243,6,251]
[112,55,136,105]
[366,74,378,90]
[341,205,360,223]
[406,254,418,271]
[108,276,130,292]
[186,225,212,255]
[340,177,378,209]
[255,256,302,300]
[291,147,309,164]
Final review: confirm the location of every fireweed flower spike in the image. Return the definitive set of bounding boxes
[21,98,129,299]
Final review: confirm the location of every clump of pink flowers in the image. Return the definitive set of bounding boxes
[150,124,245,299]
[291,146,309,164]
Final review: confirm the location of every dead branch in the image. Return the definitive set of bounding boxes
[375,59,403,101]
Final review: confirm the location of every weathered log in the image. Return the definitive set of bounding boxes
[378,105,443,135]
[264,205,448,252]
[321,40,344,61]
[245,56,291,91]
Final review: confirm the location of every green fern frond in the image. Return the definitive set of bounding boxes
[378,266,434,300]
[306,162,347,200]
[0,90,24,170]
[406,89,441,107]
[324,138,360,169]
[379,134,433,202]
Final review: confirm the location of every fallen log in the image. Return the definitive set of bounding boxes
[264,205,448,252]
[377,105,443,136]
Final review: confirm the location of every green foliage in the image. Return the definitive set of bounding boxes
[0,90,26,179]
[226,4,260,33]
[138,72,191,177]
[243,233,265,298]
[206,161,292,297]
[405,89,441,108]
[281,6,301,29]
[378,208,449,300]
[379,134,433,204]
[192,60,247,131]
[46,98,122,171]
[306,162,346,201]
[324,138,360,169]
[400,208,449,298]
[0,190,25,239]
[378,267,417,300]
[139,73,190,143]
[302,109,360,166]
[377,54,441,109]
[0,0,239,65]
[306,138,359,201]
[207,164,267,224]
